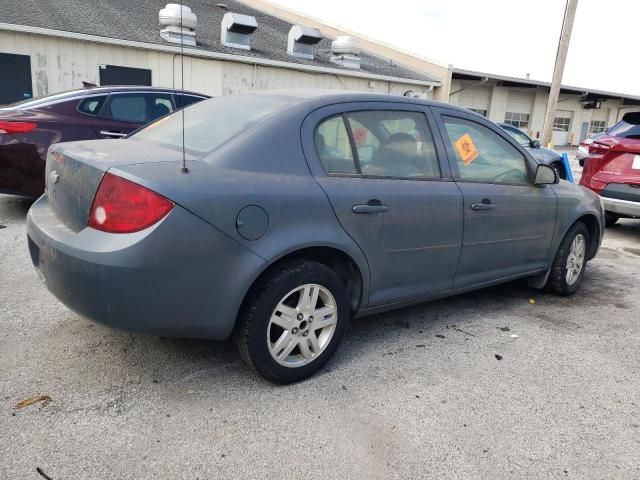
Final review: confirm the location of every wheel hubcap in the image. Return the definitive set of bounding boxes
[565,233,586,286]
[267,284,338,368]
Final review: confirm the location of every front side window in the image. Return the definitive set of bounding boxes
[443,115,530,185]
[504,112,530,129]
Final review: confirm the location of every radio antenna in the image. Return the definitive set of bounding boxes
[180,2,188,174]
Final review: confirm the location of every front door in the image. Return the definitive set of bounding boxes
[434,108,557,288]
[302,103,463,307]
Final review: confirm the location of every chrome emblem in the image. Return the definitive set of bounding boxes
[50,171,59,184]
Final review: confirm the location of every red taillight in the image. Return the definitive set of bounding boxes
[88,173,174,233]
[0,121,37,134]
[588,142,610,155]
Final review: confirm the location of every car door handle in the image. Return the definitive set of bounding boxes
[470,200,495,211]
[99,130,127,138]
[352,200,389,214]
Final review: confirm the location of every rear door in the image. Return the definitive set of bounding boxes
[433,107,557,288]
[93,92,175,138]
[302,102,463,307]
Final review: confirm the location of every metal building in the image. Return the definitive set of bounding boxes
[0,0,442,106]
[449,69,640,146]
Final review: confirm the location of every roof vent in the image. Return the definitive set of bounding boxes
[159,3,197,47]
[221,12,257,50]
[287,25,322,60]
[330,36,360,69]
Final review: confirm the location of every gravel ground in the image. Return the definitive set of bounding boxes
[1,160,639,479]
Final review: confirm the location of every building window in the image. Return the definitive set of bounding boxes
[468,108,487,117]
[504,112,529,129]
[589,120,606,135]
[99,64,152,86]
[553,116,571,132]
[0,52,33,105]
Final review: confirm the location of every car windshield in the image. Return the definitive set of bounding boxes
[607,112,640,139]
[131,94,297,157]
[504,127,531,147]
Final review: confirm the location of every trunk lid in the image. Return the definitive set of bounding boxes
[45,139,183,232]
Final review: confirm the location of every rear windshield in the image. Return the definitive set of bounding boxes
[131,94,297,157]
[607,112,640,139]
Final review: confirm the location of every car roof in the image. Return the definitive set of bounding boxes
[7,86,209,110]
[247,89,474,114]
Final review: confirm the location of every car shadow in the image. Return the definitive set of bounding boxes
[0,194,35,225]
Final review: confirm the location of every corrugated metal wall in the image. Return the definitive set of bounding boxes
[0,30,433,99]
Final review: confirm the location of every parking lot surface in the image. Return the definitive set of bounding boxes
[2,171,639,479]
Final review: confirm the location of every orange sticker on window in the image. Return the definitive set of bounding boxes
[455,133,478,165]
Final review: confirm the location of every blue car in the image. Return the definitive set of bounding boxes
[27,91,604,382]
[497,122,566,179]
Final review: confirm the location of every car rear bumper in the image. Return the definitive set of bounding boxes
[26,195,265,339]
[602,197,640,218]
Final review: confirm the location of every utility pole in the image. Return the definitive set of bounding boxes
[541,0,579,147]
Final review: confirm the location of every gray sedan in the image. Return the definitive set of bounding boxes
[27,91,604,383]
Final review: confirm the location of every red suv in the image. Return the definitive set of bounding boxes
[580,112,640,226]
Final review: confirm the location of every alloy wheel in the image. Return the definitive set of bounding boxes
[565,233,586,286]
[267,284,338,368]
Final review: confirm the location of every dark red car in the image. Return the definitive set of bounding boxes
[0,86,208,197]
[580,112,640,226]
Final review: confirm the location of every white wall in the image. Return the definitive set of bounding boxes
[0,30,433,100]
[449,78,627,146]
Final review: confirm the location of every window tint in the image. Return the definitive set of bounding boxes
[107,93,174,123]
[443,116,530,185]
[132,94,296,157]
[77,96,106,115]
[174,94,205,109]
[346,111,440,178]
[315,115,357,174]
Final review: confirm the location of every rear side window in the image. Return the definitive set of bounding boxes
[77,96,106,115]
[346,111,440,178]
[315,111,441,179]
[442,115,530,185]
[315,116,357,174]
[107,93,174,123]
[607,112,640,139]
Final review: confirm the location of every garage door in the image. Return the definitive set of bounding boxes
[458,82,491,116]
[505,89,534,129]
[552,110,573,146]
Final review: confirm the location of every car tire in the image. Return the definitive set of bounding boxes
[236,260,350,383]
[604,212,619,227]
[552,161,567,180]
[545,222,589,296]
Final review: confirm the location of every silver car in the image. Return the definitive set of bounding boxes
[27,91,605,383]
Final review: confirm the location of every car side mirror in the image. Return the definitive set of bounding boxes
[534,163,558,185]
[530,139,541,148]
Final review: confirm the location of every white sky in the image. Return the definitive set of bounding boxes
[271,0,639,96]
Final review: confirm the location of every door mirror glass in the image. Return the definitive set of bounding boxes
[530,139,541,148]
[535,164,558,185]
